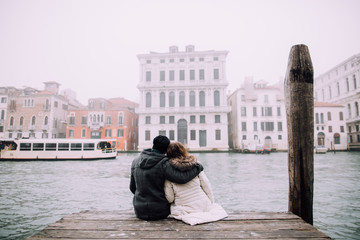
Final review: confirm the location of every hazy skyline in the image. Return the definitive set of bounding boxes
[1,0,359,105]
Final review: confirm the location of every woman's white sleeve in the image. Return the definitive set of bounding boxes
[164,180,175,203]
[199,172,215,203]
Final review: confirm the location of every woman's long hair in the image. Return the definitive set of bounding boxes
[166,142,189,159]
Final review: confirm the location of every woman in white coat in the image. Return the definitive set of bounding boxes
[164,142,228,225]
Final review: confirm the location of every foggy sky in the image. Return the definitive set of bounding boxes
[0,0,359,105]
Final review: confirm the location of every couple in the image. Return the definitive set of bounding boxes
[130,135,227,225]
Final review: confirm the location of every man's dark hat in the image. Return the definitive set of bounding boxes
[153,135,170,154]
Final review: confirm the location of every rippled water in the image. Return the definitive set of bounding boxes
[0,152,359,239]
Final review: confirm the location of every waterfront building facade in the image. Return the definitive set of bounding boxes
[0,87,15,138]
[66,98,138,151]
[314,54,360,150]
[227,78,288,151]
[4,82,73,139]
[136,45,231,151]
[314,102,347,150]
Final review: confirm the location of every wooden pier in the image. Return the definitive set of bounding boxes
[27,210,330,239]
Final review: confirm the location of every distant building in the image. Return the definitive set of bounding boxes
[4,82,73,139]
[66,98,138,151]
[0,87,17,138]
[227,78,287,151]
[314,102,347,150]
[314,54,360,150]
[136,45,231,151]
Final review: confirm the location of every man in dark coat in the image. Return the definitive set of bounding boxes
[130,135,203,220]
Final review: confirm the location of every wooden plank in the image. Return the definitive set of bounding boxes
[62,210,300,221]
[29,238,330,240]
[29,229,330,239]
[27,211,331,239]
[46,219,314,231]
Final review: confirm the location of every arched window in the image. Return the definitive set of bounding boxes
[348,104,351,118]
[169,92,175,107]
[355,102,359,116]
[146,92,151,108]
[214,90,220,106]
[31,116,36,125]
[354,74,357,89]
[189,91,195,107]
[19,116,24,126]
[160,92,165,107]
[327,112,331,121]
[10,116,14,126]
[320,113,324,123]
[118,112,124,125]
[334,133,340,144]
[179,91,185,107]
[44,116,48,125]
[317,132,325,146]
[339,111,343,120]
[199,91,205,107]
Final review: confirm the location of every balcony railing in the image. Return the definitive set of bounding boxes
[88,122,104,130]
[136,106,231,114]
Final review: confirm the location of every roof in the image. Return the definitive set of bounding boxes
[314,101,344,107]
[108,97,138,107]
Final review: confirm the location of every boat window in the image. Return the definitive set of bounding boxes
[71,143,82,151]
[20,143,31,151]
[83,143,95,151]
[58,143,69,151]
[45,143,57,151]
[33,143,44,151]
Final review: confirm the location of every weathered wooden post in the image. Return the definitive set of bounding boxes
[284,44,314,225]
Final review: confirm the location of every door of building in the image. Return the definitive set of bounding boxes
[317,132,325,145]
[199,130,207,147]
[177,119,188,145]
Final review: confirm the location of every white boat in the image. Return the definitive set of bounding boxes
[315,145,328,154]
[0,138,117,160]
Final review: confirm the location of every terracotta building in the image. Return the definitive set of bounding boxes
[66,98,138,151]
[4,82,79,139]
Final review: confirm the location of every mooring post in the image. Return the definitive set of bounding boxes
[284,44,314,225]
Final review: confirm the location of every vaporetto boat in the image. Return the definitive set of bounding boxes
[0,138,117,160]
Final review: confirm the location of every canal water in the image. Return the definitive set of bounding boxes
[0,152,359,239]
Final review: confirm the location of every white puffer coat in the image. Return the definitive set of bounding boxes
[164,155,228,225]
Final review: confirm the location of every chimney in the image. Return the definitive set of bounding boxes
[43,81,60,95]
[186,45,195,52]
[169,46,178,53]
